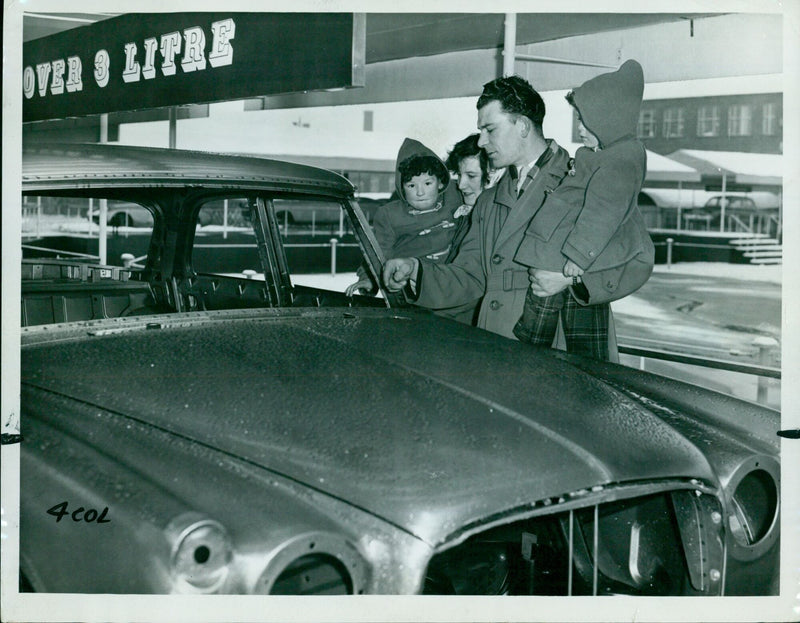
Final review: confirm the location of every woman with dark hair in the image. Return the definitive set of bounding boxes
[434,134,493,324]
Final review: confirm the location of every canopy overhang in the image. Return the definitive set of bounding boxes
[667,150,783,192]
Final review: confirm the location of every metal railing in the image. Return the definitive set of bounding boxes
[21,244,99,261]
[278,209,349,237]
[656,236,782,268]
[618,339,780,407]
[618,345,780,378]
[641,205,781,238]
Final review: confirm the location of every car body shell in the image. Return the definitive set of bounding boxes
[18,143,780,596]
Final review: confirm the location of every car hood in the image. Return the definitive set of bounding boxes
[21,308,717,545]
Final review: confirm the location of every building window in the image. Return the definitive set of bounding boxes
[762,102,778,135]
[363,110,374,132]
[728,104,752,136]
[696,105,720,137]
[662,107,685,138]
[637,109,656,138]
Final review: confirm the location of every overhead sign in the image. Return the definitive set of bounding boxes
[23,12,365,122]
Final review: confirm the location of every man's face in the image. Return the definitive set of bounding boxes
[402,172,443,211]
[477,100,525,169]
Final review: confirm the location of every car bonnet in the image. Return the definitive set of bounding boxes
[21,309,717,545]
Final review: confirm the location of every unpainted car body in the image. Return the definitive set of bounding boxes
[18,143,780,596]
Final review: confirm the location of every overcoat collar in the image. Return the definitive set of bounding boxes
[492,140,570,249]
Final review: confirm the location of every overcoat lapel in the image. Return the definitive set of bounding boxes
[492,146,569,251]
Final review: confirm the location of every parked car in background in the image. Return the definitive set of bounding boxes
[18,143,780,596]
[353,195,390,224]
[273,198,343,225]
[703,192,781,210]
[704,195,755,210]
[271,196,387,229]
[89,201,155,228]
[636,188,781,234]
[685,194,782,233]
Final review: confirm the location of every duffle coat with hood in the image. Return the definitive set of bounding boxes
[515,59,655,305]
[370,138,463,263]
[411,140,574,339]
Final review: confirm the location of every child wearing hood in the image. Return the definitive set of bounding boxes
[346,138,462,295]
[512,59,655,360]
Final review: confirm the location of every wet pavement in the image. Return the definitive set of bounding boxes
[612,269,781,409]
[614,269,781,363]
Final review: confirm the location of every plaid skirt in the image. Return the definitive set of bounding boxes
[513,287,609,361]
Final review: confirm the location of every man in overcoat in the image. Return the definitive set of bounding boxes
[383,76,575,341]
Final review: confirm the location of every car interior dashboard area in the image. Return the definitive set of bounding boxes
[20,260,158,326]
[20,258,388,328]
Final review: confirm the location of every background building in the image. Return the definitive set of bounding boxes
[637,92,782,155]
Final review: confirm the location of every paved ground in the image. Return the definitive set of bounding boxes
[612,264,782,409]
[613,266,781,364]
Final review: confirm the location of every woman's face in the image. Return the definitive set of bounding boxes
[456,155,485,207]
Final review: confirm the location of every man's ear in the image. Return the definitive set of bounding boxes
[518,116,531,138]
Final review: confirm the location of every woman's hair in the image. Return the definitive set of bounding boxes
[445,134,490,186]
[398,155,449,186]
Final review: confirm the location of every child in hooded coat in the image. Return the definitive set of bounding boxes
[346,138,462,295]
[512,59,655,360]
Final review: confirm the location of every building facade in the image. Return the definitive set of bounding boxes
[573,92,782,155]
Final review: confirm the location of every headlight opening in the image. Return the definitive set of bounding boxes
[728,467,779,549]
[168,515,232,592]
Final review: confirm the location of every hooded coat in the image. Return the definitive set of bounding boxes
[412,140,575,339]
[514,59,655,305]
[370,138,462,263]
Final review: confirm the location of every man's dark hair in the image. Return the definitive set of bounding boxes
[398,154,449,186]
[445,134,490,186]
[477,75,545,130]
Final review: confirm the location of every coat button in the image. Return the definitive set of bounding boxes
[489,300,502,310]
[491,254,503,264]
[606,281,616,289]
[588,250,595,257]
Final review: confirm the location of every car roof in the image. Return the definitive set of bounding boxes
[22,142,355,197]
